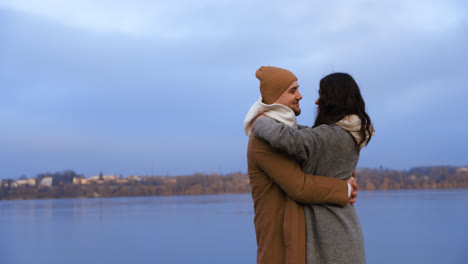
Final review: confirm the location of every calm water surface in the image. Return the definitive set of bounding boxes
[1,189,468,264]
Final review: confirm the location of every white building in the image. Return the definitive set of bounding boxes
[128,175,139,181]
[89,176,100,181]
[102,175,117,181]
[17,178,36,186]
[73,178,88,184]
[40,177,53,187]
[88,175,116,183]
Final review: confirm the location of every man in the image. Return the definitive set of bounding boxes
[244,66,357,264]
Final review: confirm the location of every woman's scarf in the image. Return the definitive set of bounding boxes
[335,115,375,149]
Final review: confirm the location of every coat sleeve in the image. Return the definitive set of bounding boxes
[253,117,322,165]
[253,137,348,206]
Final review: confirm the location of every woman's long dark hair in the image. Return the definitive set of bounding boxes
[313,72,373,153]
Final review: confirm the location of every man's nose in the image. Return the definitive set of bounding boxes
[297,91,303,100]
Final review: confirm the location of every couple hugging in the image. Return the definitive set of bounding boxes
[244,66,374,264]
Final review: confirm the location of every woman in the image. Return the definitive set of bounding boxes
[253,72,374,264]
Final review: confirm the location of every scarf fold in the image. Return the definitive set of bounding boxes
[335,115,375,149]
[243,97,297,136]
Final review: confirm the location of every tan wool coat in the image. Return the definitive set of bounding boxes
[247,136,349,264]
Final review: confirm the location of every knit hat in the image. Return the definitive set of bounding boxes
[255,66,297,104]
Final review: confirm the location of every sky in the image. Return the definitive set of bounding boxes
[1,0,467,179]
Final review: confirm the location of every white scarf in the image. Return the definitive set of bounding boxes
[335,115,375,150]
[243,97,297,136]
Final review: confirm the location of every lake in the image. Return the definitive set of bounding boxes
[1,189,468,264]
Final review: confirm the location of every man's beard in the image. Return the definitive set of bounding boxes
[293,107,301,116]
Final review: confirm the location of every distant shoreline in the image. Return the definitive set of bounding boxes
[2,166,468,201]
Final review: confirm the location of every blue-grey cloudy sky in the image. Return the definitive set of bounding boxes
[1,0,467,179]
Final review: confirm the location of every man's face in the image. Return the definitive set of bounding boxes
[274,81,303,116]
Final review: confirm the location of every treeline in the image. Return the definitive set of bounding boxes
[356,166,468,190]
[1,166,468,200]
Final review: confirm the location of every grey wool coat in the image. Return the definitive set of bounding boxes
[253,117,367,264]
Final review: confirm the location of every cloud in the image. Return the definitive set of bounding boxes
[1,0,468,177]
[2,0,465,40]
[0,0,221,39]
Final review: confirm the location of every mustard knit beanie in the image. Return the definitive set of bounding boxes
[255,66,297,104]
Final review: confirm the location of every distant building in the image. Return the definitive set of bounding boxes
[88,176,103,184]
[89,176,100,181]
[73,178,88,185]
[17,178,36,186]
[456,167,468,174]
[128,175,139,181]
[40,177,53,187]
[1,179,8,188]
[102,175,117,182]
[116,179,128,184]
[88,175,115,183]
[164,178,177,184]
[17,180,26,186]
[1,179,17,188]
